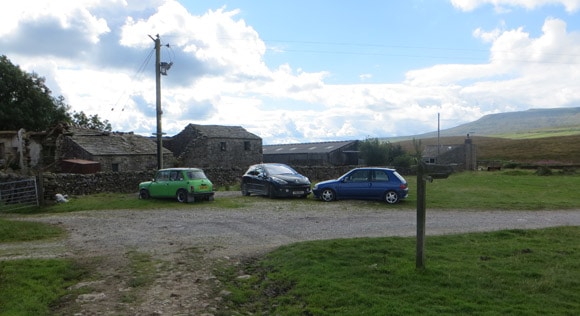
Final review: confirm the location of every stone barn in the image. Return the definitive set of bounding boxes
[263,140,360,166]
[56,128,173,172]
[163,124,262,169]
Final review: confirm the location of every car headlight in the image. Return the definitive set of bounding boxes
[270,177,288,185]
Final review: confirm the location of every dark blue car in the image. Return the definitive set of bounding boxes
[241,163,311,198]
[313,167,408,204]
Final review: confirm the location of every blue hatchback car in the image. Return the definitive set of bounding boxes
[313,167,408,204]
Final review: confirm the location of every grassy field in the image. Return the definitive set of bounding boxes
[216,227,580,315]
[1,169,579,315]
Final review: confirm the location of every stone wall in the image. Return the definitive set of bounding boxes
[3,165,415,202]
[37,166,364,200]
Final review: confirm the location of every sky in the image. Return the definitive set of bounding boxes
[1,0,580,144]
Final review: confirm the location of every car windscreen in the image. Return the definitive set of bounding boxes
[186,170,207,179]
[264,164,296,175]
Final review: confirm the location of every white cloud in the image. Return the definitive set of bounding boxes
[2,1,580,144]
[450,0,580,13]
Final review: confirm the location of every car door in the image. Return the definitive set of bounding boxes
[253,166,268,194]
[166,170,183,196]
[149,170,171,197]
[243,166,258,192]
[337,169,372,199]
[369,169,390,199]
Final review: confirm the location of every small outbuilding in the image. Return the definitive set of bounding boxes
[422,135,477,171]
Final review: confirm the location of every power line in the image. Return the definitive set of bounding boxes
[219,36,580,64]
[110,48,155,113]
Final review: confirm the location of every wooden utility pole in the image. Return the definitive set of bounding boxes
[150,34,163,169]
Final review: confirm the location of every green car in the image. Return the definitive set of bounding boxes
[139,168,214,203]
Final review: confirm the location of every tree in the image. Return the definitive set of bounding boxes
[0,55,70,131]
[0,55,112,132]
[359,138,412,166]
[71,111,112,132]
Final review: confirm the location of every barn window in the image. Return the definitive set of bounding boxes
[111,163,119,172]
[220,142,227,151]
[244,141,251,151]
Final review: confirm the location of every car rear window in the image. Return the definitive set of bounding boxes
[187,170,207,179]
[393,171,406,183]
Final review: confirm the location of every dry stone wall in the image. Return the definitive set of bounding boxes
[38,166,362,200]
[4,165,413,202]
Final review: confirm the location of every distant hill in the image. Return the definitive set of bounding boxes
[409,107,580,139]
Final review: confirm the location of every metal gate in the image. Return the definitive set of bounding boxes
[0,177,39,212]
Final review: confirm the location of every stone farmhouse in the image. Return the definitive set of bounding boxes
[163,124,262,169]
[263,140,360,166]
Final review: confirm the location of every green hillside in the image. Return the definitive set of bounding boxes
[389,107,580,165]
[411,107,580,139]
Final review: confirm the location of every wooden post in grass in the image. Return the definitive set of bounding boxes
[416,162,452,269]
[416,162,427,269]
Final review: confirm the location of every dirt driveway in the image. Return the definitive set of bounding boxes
[2,192,579,315]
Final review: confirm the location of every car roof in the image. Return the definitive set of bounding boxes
[250,163,290,168]
[157,168,204,171]
[351,167,396,171]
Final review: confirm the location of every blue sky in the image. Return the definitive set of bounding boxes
[1,0,579,144]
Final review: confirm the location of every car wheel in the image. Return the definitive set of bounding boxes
[241,183,250,196]
[139,189,150,199]
[384,191,399,204]
[176,189,189,203]
[320,189,335,202]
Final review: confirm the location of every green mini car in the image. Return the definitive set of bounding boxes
[139,168,214,203]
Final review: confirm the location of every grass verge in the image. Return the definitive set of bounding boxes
[216,226,580,315]
[0,218,65,242]
[0,259,87,315]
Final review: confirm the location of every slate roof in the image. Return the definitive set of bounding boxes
[180,124,261,139]
[68,128,171,156]
[263,140,358,155]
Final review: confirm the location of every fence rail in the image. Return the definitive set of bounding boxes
[0,178,39,212]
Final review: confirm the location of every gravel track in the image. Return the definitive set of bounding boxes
[1,191,579,315]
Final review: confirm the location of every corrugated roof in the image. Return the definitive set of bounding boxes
[263,140,358,155]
